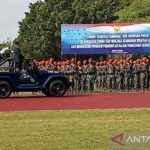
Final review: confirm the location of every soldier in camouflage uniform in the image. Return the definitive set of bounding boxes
[101,61,107,89]
[52,61,57,71]
[69,58,78,93]
[81,60,88,93]
[99,62,104,89]
[87,58,96,93]
[39,61,45,70]
[119,60,125,91]
[95,62,101,90]
[36,57,150,93]
[64,60,70,81]
[44,61,49,70]
[47,58,54,71]
[132,60,140,91]
[76,61,82,92]
[139,59,147,91]
[124,58,132,91]
[106,61,115,92]
[111,60,117,90]
[57,62,62,72]
[144,59,149,90]
[114,61,119,90]
[114,61,120,90]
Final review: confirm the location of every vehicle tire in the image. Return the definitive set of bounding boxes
[0,81,12,98]
[48,80,66,97]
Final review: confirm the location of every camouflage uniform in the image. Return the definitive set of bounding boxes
[119,63,125,91]
[57,65,62,72]
[107,64,115,91]
[87,63,96,92]
[95,64,102,89]
[132,63,140,90]
[77,64,82,92]
[101,63,107,89]
[114,64,120,90]
[147,63,150,90]
[47,64,54,71]
[139,62,147,91]
[64,64,70,80]
[81,64,88,93]
[60,65,64,72]
[124,62,132,91]
[53,65,58,71]
[69,63,78,93]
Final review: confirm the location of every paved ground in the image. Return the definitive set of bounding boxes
[0,92,150,111]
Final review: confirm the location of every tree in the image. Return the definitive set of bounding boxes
[0,41,12,51]
[17,0,134,60]
[116,0,150,22]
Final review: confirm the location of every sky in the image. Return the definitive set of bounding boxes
[0,0,39,43]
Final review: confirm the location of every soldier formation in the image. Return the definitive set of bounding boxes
[35,57,150,93]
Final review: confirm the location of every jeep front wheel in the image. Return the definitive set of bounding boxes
[0,81,12,98]
[48,80,66,97]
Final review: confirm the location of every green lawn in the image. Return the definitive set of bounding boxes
[0,109,150,150]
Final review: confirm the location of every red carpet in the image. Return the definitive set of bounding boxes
[0,93,150,111]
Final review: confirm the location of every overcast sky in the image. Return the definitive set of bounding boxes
[0,0,39,43]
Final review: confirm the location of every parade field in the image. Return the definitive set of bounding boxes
[0,93,150,149]
[0,108,150,150]
[1,0,150,149]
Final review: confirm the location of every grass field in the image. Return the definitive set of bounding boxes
[0,109,150,150]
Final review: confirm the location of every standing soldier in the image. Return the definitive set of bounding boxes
[114,61,121,90]
[52,61,58,71]
[124,58,132,91]
[106,61,115,92]
[13,42,24,71]
[113,60,118,90]
[63,60,71,93]
[45,61,49,70]
[119,60,125,91]
[81,60,88,93]
[101,61,107,89]
[95,62,100,90]
[40,61,46,70]
[77,61,82,92]
[146,59,150,90]
[60,61,66,73]
[47,58,54,71]
[132,61,137,90]
[133,60,140,91]
[64,60,70,79]
[139,59,147,91]
[87,58,96,93]
[98,62,103,89]
[130,59,134,91]
[69,58,78,93]
[57,62,62,72]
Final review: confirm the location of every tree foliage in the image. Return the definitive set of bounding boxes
[17,0,143,60]
[0,42,12,51]
[116,0,150,22]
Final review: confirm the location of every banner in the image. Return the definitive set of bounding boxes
[61,23,150,54]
